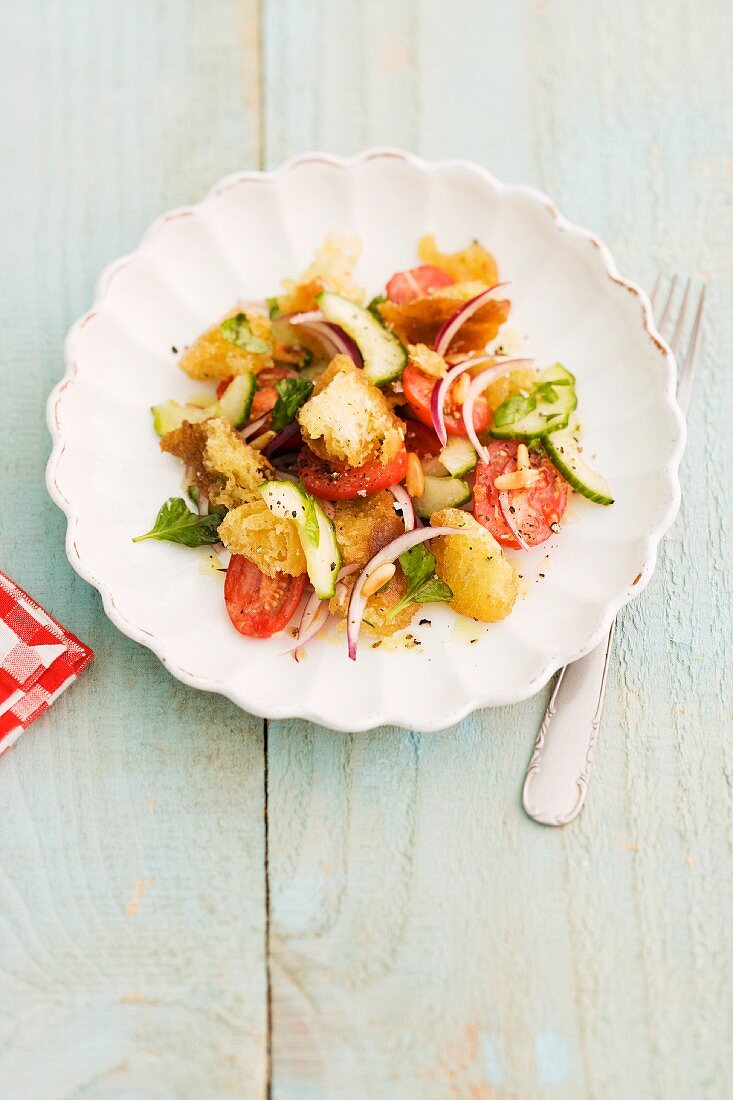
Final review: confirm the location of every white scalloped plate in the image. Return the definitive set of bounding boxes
[46,150,684,732]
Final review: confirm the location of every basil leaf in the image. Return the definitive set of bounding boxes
[493,393,536,428]
[367,293,387,320]
[535,381,559,404]
[386,544,453,620]
[303,493,320,548]
[220,312,270,355]
[133,497,226,548]
[272,376,314,431]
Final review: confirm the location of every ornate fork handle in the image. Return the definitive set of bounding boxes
[522,622,615,826]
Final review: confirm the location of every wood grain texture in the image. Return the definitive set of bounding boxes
[1,0,732,1097]
[0,1,267,1097]
[263,1,733,1098]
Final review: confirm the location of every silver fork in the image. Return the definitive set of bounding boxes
[522,274,707,826]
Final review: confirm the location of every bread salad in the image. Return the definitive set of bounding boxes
[134,234,613,659]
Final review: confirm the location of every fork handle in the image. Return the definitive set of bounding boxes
[522,620,616,826]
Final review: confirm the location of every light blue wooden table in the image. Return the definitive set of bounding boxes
[1,2,731,1097]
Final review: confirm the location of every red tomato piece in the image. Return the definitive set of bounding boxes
[250,366,298,419]
[402,417,442,458]
[297,447,408,501]
[216,376,232,400]
[402,363,490,438]
[473,440,568,550]
[386,265,454,304]
[224,555,307,638]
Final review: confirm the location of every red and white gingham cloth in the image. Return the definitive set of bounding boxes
[0,571,93,756]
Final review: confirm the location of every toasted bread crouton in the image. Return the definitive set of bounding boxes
[329,569,416,636]
[218,498,306,578]
[278,234,364,314]
[430,508,517,623]
[378,292,509,353]
[332,491,405,566]
[161,417,276,510]
[297,356,405,468]
[418,235,499,286]
[179,309,272,381]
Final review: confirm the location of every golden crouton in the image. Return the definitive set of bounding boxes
[278,233,365,314]
[407,343,448,379]
[418,235,500,286]
[378,293,509,354]
[484,366,539,413]
[161,417,276,510]
[297,356,405,468]
[332,491,406,567]
[218,497,306,578]
[430,508,517,623]
[329,570,416,636]
[179,309,272,381]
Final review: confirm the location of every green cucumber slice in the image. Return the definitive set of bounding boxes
[218,374,256,428]
[260,481,342,598]
[317,291,407,386]
[490,363,577,440]
[439,437,478,477]
[543,424,614,505]
[152,400,213,436]
[414,476,471,520]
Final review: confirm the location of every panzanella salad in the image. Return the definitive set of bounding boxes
[135,234,613,659]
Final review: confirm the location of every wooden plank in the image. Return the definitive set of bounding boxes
[0,1,268,1096]
[263,1,733,1097]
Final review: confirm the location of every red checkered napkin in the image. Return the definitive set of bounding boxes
[0,571,93,756]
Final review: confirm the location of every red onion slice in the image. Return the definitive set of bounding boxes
[429,354,495,446]
[462,357,535,463]
[346,526,465,660]
[499,490,531,552]
[262,421,302,458]
[387,483,415,531]
[288,312,363,367]
[240,413,270,442]
[433,283,509,358]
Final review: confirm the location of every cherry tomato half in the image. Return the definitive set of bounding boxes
[473,440,568,550]
[224,555,307,638]
[297,446,408,501]
[386,264,454,304]
[402,417,442,458]
[402,363,490,438]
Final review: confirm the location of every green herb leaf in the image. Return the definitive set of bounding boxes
[221,312,270,354]
[367,293,387,320]
[187,484,199,506]
[272,376,314,431]
[133,497,226,548]
[386,543,453,620]
[535,381,559,404]
[302,493,320,548]
[493,393,536,428]
[266,296,282,319]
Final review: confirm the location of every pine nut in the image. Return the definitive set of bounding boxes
[516,443,530,471]
[405,452,425,498]
[251,430,276,450]
[453,373,471,405]
[360,562,396,598]
[494,469,541,491]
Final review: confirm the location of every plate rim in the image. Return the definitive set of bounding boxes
[46,147,685,732]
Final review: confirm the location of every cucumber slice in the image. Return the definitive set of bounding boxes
[260,481,342,598]
[218,374,256,429]
[317,291,407,386]
[151,400,212,436]
[414,476,471,520]
[439,437,477,477]
[544,424,614,505]
[490,363,577,440]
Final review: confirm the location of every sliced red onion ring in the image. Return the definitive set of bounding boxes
[197,491,209,516]
[262,421,302,458]
[288,312,363,367]
[387,483,415,531]
[499,490,530,552]
[240,413,270,442]
[429,354,496,446]
[346,526,465,660]
[433,282,510,357]
[461,357,535,463]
